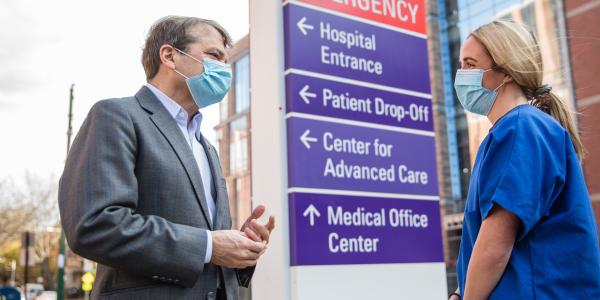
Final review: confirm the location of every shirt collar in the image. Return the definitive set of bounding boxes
[145,83,203,139]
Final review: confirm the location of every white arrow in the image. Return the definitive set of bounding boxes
[299,85,316,104]
[297,17,314,36]
[300,129,318,149]
[303,204,320,226]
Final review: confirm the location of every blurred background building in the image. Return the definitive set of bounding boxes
[218,0,600,296]
[215,35,252,232]
[214,35,252,300]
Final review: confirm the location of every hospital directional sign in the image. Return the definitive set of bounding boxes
[284,2,431,94]
[283,0,443,266]
[289,193,444,265]
[285,73,434,131]
[286,117,438,196]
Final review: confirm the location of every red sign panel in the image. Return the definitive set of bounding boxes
[295,0,427,35]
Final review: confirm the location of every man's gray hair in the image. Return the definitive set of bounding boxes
[141,16,233,80]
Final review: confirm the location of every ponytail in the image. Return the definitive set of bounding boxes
[527,86,584,162]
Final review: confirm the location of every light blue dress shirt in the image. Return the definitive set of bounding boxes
[146,83,216,264]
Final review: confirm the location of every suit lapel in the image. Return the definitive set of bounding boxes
[135,86,213,230]
[199,135,230,230]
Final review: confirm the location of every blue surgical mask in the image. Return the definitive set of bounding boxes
[173,48,232,108]
[454,69,505,116]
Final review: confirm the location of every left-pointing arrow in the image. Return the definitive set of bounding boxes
[300,129,318,149]
[299,85,317,104]
[297,17,314,36]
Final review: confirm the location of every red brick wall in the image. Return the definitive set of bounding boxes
[565,0,600,233]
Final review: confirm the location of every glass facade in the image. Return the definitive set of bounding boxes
[230,116,249,175]
[235,55,250,113]
[220,92,229,121]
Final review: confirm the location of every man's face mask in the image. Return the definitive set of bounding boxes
[173,47,232,108]
[454,68,506,116]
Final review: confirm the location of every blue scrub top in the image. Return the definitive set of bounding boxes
[457,104,600,298]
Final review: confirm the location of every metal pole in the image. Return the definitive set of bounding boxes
[57,83,74,300]
[67,84,75,151]
[23,232,30,296]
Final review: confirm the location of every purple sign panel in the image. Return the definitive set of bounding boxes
[285,73,434,132]
[287,117,438,196]
[283,2,441,266]
[283,3,431,94]
[289,192,444,266]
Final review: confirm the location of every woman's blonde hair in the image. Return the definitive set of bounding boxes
[471,20,583,161]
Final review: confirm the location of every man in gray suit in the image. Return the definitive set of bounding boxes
[58,16,275,300]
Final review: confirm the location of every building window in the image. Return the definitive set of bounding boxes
[234,55,250,113]
[520,2,537,34]
[232,175,252,229]
[229,116,248,174]
[220,92,229,121]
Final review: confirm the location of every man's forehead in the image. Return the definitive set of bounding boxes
[188,23,227,49]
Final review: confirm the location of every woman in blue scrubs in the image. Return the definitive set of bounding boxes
[449,20,600,300]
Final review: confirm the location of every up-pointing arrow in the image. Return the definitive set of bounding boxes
[299,85,316,104]
[300,129,318,149]
[303,204,320,226]
[297,17,314,36]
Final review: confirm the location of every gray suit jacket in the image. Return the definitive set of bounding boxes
[58,86,253,300]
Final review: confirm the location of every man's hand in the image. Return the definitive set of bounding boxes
[210,230,266,269]
[240,205,275,243]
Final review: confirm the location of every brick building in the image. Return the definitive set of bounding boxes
[214,35,252,300]
[565,0,600,232]
[215,36,252,233]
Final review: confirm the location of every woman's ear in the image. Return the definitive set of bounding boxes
[159,45,176,70]
[502,73,514,84]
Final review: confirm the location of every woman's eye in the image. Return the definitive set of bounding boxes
[459,61,475,69]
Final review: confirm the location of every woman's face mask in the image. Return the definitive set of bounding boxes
[454,68,506,116]
[173,47,232,108]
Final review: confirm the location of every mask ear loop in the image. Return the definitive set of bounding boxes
[171,46,205,80]
[483,68,509,92]
[493,80,507,92]
[173,68,189,80]
[173,47,204,63]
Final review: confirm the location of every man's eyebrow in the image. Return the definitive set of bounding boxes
[205,47,225,57]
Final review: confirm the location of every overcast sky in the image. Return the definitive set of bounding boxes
[0,0,249,182]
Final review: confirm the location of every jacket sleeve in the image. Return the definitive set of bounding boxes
[58,99,207,288]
